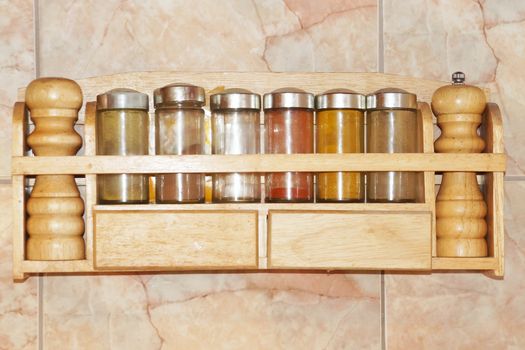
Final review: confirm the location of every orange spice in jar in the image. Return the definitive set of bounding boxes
[316,89,365,202]
[264,88,314,202]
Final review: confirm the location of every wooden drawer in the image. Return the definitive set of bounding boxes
[94,210,258,270]
[268,210,431,270]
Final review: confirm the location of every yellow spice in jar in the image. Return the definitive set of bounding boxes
[316,109,364,202]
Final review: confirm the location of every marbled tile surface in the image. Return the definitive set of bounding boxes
[0,0,521,348]
[0,185,38,350]
[384,0,525,175]
[385,181,525,349]
[38,0,377,77]
[0,0,35,177]
[43,273,380,349]
[0,1,38,349]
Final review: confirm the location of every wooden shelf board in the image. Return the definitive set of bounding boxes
[12,153,506,175]
[94,202,433,212]
[22,259,93,273]
[20,257,500,274]
[431,257,499,270]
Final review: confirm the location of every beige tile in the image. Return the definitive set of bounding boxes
[384,0,525,175]
[39,0,377,77]
[38,0,269,78]
[253,0,301,37]
[0,1,38,348]
[265,3,377,72]
[43,273,380,349]
[0,184,38,350]
[0,0,35,177]
[283,0,376,28]
[385,181,525,349]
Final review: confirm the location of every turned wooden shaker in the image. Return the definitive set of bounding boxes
[25,78,85,260]
[432,72,488,257]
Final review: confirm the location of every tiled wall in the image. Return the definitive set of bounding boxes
[0,1,524,349]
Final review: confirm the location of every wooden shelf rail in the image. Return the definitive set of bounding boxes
[12,153,505,175]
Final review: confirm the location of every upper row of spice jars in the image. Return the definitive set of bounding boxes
[95,84,419,205]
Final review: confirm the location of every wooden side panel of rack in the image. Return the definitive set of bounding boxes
[483,103,505,277]
[93,210,258,270]
[12,102,28,281]
[84,102,97,265]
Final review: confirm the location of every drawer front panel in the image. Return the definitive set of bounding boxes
[269,210,431,270]
[94,210,258,269]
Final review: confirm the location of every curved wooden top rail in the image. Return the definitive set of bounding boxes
[17,72,491,109]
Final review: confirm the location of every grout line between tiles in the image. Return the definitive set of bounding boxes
[380,271,386,350]
[38,276,43,350]
[33,1,44,349]
[378,1,386,349]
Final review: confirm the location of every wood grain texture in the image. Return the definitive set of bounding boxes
[418,102,437,256]
[431,257,498,270]
[93,203,433,212]
[94,210,258,269]
[12,153,506,175]
[25,77,86,261]
[16,72,492,113]
[482,103,505,277]
[433,81,488,258]
[11,102,28,280]
[268,210,432,270]
[11,72,504,277]
[84,102,97,263]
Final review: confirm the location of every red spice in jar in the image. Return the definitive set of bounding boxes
[264,88,314,202]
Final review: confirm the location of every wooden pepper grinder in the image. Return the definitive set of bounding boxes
[25,77,86,260]
[432,72,488,257]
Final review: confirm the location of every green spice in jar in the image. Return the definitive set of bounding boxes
[96,88,149,204]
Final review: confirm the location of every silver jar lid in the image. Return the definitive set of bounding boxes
[315,88,366,110]
[96,88,149,110]
[263,87,314,110]
[366,88,417,110]
[210,88,261,110]
[157,83,205,106]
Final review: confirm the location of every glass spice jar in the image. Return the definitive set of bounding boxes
[264,88,314,202]
[366,88,419,202]
[96,88,149,204]
[155,83,205,203]
[211,88,261,202]
[316,89,365,202]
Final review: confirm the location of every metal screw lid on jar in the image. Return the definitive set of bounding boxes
[96,88,149,110]
[210,88,261,110]
[315,88,366,110]
[157,83,205,106]
[366,88,417,110]
[263,87,314,110]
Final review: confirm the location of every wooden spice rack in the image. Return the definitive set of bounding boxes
[11,72,506,281]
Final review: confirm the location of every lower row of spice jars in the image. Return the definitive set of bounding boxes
[97,172,421,204]
[96,84,420,204]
